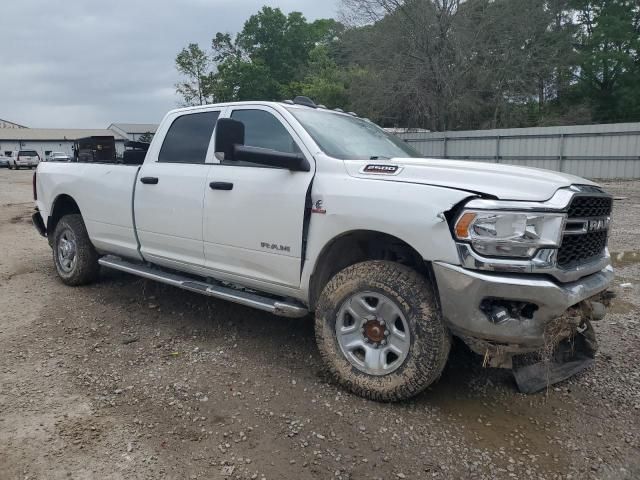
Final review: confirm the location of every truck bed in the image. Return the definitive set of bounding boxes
[36,162,142,260]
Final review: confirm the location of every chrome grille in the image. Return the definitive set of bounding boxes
[558,194,612,269]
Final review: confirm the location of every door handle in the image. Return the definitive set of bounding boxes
[209,181,233,191]
[140,176,159,185]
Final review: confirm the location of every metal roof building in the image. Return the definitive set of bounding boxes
[0,128,127,159]
[0,118,27,129]
[108,123,158,141]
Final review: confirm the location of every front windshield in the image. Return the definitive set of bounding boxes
[286,107,420,160]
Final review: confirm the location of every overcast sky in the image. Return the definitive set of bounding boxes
[1,0,339,129]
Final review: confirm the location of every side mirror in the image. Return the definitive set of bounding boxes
[215,117,310,172]
[234,145,311,172]
[215,118,245,161]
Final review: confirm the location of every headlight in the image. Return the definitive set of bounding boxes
[454,211,565,258]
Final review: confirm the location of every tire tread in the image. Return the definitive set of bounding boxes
[315,261,450,402]
[52,214,100,286]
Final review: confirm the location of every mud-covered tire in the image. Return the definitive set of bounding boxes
[52,214,100,286]
[315,261,451,402]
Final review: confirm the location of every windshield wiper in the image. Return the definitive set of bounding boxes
[369,155,390,160]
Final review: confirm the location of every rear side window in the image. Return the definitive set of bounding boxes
[159,111,219,164]
[231,109,300,154]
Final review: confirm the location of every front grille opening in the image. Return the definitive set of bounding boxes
[557,230,608,268]
[567,195,613,218]
[480,298,539,323]
[558,194,612,269]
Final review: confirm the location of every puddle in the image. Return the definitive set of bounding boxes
[611,251,640,267]
[419,358,571,474]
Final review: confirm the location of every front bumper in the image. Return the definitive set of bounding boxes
[432,262,614,348]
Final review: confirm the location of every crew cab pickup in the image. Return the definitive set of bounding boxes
[32,97,614,400]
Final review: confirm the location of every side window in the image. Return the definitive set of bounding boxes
[159,111,219,164]
[231,109,300,154]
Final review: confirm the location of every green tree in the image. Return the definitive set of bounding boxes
[286,45,350,108]
[175,43,212,106]
[210,7,345,101]
[571,0,640,122]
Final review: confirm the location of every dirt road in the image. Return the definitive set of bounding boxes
[1,169,639,479]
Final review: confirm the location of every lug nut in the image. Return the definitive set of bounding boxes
[384,330,389,336]
[379,320,385,326]
[381,339,387,346]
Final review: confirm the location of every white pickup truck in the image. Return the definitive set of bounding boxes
[32,97,614,401]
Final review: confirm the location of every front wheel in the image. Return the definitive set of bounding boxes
[315,261,451,402]
[52,214,100,286]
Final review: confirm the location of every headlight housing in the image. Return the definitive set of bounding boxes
[454,210,565,258]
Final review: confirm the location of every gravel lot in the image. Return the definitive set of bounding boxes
[1,169,639,480]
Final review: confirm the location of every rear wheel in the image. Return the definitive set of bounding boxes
[52,214,100,286]
[315,261,451,402]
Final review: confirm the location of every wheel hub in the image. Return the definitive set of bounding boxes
[57,230,77,273]
[336,292,410,376]
[363,319,386,343]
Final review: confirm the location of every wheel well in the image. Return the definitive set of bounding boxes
[308,230,425,310]
[47,194,81,244]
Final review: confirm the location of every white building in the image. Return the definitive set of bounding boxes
[0,128,127,159]
[108,123,158,141]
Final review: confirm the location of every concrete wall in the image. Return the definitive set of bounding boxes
[397,122,640,179]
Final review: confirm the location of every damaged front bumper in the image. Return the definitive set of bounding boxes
[433,262,614,392]
[432,262,614,349]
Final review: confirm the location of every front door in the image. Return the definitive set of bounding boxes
[203,106,315,289]
[135,110,219,269]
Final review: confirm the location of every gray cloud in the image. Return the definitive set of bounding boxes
[1,0,339,128]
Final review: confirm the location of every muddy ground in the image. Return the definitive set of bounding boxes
[1,169,639,480]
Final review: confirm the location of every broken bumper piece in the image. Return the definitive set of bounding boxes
[513,320,598,393]
[432,261,614,392]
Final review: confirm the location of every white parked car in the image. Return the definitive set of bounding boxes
[31,98,614,400]
[47,152,73,162]
[9,150,40,169]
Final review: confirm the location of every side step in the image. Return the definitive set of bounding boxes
[98,255,308,318]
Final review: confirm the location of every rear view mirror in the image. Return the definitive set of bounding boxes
[234,145,310,172]
[214,117,310,172]
[215,118,245,161]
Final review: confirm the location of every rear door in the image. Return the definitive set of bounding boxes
[135,109,219,270]
[202,105,315,289]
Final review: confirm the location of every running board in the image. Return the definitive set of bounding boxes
[98,255,308,318]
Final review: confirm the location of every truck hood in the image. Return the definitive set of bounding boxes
[344,158,597,201]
